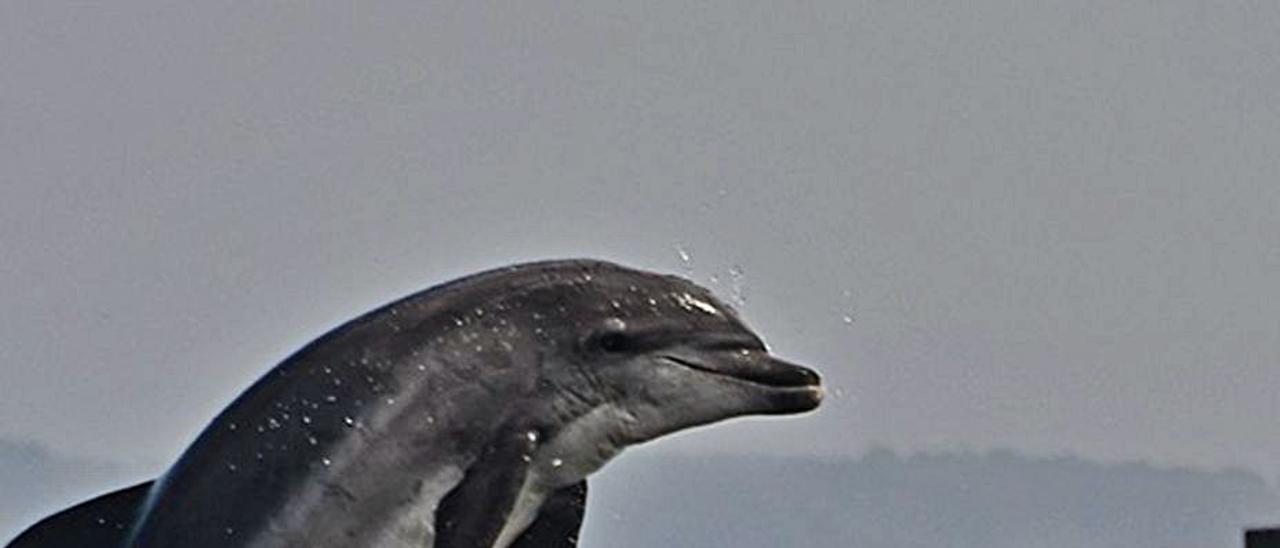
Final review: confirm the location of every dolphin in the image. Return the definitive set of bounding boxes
[7,259,823,547]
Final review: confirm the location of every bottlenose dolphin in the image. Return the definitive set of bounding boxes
[8,259,823,547]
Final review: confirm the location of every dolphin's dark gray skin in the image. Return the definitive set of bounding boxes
[7,259,822,548]
[6,482,152,547]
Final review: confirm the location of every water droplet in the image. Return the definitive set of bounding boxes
[521,454,532,463]
[525,430,539,443]
[324,394,338,403]
[343,416,356,427]
[321,457,331,467]
[266,417,281,429]
[675,244,692,265]
[226,462,238,472]
[386,397,396,405]
[97,518,106,525]
[728,265,747,305]
[301,415,312,424]
[676,293,720,315]
[255,452,264,460]
[227,423,238,431]
[225,527,235,536]
[839,289,856,325]
[453,317,464,326]
[416,364,427,371]
[551,458,564,468]
[308,435,318,446]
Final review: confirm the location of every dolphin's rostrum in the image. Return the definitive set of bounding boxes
[8,259,823,547]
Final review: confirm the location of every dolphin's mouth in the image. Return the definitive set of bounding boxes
[661,354,823,391]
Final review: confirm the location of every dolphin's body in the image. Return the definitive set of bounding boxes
[8,259,822,547]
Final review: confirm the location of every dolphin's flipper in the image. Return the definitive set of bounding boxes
[5,481,153,548]
[434,431,534,548]
[509,480,589,548]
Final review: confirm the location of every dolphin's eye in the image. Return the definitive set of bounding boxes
[596,331,633,354]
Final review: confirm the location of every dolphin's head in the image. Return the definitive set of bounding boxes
[501,261,823,481]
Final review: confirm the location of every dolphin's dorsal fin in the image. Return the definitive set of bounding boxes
[4,481,153,548]
[509,480,589,548]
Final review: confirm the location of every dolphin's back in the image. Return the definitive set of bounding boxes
[5,481,152,548]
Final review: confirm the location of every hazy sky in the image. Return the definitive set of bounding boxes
[2,1,1277,484]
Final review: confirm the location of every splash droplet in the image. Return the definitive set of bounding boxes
[342,416,356,427]
[728,264,747,305]
[674,244,694,274]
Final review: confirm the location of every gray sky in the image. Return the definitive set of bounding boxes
[2,1,1277,484]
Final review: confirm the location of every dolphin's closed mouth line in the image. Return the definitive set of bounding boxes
[660,355,818,390]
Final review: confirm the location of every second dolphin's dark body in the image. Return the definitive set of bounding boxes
[9,259,823,548]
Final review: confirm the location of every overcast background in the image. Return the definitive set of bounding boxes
[2,1,1278,544]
